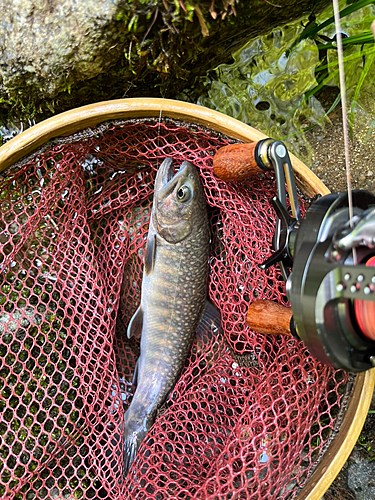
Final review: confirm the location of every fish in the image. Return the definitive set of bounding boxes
[123,157,210,476]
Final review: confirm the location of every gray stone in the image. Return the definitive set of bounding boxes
[0,0,331,118]
[0,0,128,99]
[348,460,375,500]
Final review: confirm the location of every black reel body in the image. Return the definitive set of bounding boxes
[254,138,375,372]
[287,191,375,372]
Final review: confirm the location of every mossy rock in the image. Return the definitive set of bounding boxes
[0,0,329,122]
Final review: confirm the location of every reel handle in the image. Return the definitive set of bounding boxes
[214,138,301,281]
[213,140,273,182]
[247,300,293,337]
[214,139,375,371]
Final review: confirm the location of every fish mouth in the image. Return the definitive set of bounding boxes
[153,158,199,241]
[155,158,193,195]
[156,157,174,190]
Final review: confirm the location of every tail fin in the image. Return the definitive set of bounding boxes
[123,436,139,477]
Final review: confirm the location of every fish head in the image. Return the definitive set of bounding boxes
[153,158,206,243]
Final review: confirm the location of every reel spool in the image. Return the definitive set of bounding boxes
[354,255,375,341]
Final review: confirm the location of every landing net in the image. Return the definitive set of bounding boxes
[0,118,350,499]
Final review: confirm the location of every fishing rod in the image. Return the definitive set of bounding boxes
[213,3,375,373]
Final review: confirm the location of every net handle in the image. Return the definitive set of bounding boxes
[0,98,328,198]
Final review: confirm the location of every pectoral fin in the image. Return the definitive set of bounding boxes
[196,300,222,342]
[144,232,156,276]
[127,306,143,339]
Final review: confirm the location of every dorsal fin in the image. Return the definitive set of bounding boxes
[127,306,143,339]
[144,232,156,276]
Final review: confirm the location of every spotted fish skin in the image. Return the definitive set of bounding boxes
[123,158,209,476]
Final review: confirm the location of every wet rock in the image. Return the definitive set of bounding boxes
[0,0,128,101]
[348,461,375,500]
[0,0,330,119]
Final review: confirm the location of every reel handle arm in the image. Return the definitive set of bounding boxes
[213,139,301,219]
[213,138,302,281]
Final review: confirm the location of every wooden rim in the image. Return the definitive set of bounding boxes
[296,368,375,500]
[0,98,328,198]
[0,98,371,498]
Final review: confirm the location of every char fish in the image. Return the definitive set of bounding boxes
[123,157,210,475]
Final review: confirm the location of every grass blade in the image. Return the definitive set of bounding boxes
[350,51,375,131]
[288,0,375,53]
[365,117,375,143]
[325,92,342,116]
[314,44,375,73]
[316,31,375,50]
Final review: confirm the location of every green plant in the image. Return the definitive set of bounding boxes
[196,1,375,160]
[295,0,375,135]
[356,431,375,460]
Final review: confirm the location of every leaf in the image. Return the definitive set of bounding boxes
[287,0,375,53]
[349,51,375,131]
[316,31,375,50]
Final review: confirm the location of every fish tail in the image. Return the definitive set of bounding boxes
[123,435,140,477]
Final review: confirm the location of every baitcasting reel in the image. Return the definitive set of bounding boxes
[214,139,375,373]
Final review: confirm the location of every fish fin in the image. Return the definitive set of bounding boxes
[127,306,143,339]
[132,359,139,388]
[123,427,148,477]
[144,232,156,276]
[196,300,222,342]
[123,437,139,477]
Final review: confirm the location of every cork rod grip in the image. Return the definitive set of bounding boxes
[213,142,264,182]
[247,300,292,337]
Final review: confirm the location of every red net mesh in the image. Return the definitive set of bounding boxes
[0,118,350,499]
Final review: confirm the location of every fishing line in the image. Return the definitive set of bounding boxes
[332,0,357,263]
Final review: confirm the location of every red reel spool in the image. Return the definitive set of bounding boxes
[354,255,375,341]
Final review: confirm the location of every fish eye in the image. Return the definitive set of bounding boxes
[177,185,191,202]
